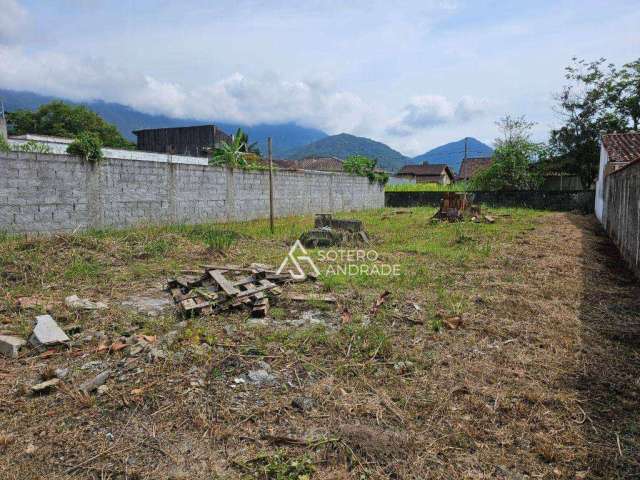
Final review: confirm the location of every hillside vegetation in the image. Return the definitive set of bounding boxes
[285,133,410,172]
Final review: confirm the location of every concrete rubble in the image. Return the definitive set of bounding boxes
[121,294,172,317]
[0,334,27,358]
[29,315,70,347]
[79,370,111,394]
[65,295,108,310]
[30,378,60,394]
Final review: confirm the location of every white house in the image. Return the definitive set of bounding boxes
[595,132,640,223]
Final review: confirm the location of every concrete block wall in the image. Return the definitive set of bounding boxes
[0,152,384,233]
[603,160,640,278]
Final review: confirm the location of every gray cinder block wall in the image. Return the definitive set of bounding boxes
[0,152,384,233]
[603,160,640,278]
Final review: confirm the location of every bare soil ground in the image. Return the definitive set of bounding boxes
[0,210,638,479]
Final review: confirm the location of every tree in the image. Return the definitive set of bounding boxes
[470,115,543,191]
[343,154,389,185]
[7,101,133,148]
[232,128,261,156]
[66,132,104,163]
[612,59,640,130]
[210,128,263,168]
[546,57,638,187]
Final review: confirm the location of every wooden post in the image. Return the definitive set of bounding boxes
[268,137,274,234]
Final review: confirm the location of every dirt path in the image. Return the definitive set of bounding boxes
[447,212,640,479]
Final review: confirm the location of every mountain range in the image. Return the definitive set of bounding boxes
[0,89,493,173]
[0,89,326,157]
[284,133,411,171]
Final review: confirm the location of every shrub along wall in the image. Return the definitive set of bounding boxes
[385,190,595,212]
[0,152,384,233]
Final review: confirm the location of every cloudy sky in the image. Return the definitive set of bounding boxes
[1,0,638,156]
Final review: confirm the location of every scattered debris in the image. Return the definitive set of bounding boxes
[30,378,60,394]
[16,296,50,311]
[29,315,70,347]
[300,214,370,247]
[0,334,26,358]
[443,316,463,330]
[167,264,302,317]
[79,370,111,394]
[54,367,69,379]
[146,347,167,363]
[246,369,277,386]
[286,293,337,303]
[393,361,415,373]
[96,385,109,396]
[369,291,391,316]
[65,295,108,310]
[291,396,315,412]
[81,360,104,370]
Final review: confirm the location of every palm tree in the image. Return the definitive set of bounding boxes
[209,128,261,167]
[209,133,247,168]
[234,128,261,155]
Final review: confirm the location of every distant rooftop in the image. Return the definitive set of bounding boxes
[397,163,453,177]
[458,156,492,180]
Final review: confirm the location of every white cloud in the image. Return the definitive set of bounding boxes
[0,44,372,133]
[386,94,489,137]
[0,0,27,43]
[455,95,490,122]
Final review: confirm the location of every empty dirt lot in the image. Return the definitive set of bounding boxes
[1,209,638,479]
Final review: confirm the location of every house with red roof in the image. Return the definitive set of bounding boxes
[595,132,640,222]
[457,157,493,181]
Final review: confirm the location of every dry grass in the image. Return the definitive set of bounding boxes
[0,209,639,479]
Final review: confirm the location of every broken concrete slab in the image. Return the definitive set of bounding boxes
[246,369,277,386]
[65,295,108,310]
[79,370,111,394]
[30,378,60,394]
[29,315,70,347]
[0,334,27,358]
[121,295,173,317]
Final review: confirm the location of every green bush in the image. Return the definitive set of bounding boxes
[343,154,389,185]
[0,133,11,153]
[67,132,104,163]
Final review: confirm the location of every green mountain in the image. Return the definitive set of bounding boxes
[411,137,493,173]
[0,89,327,157]
[284,133,410,172]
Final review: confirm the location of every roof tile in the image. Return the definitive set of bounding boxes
[602,132,640,163]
